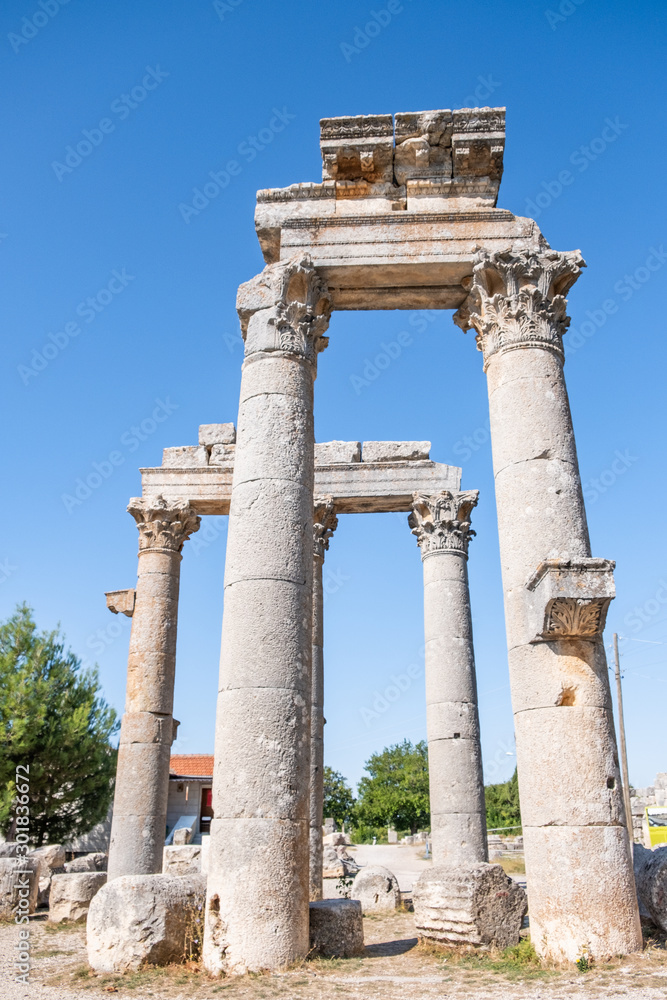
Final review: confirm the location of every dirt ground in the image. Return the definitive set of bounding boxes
[3,911,667,1000]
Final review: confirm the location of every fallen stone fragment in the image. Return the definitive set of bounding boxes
[65,852,108,873]
[30,844,66,871]
[309,899,364,958]
[0,857,40,918]
[322,844,360,878]
[163,844,202,876]
[634,843,667,931]
[49,872,107,923]
[413,862,527,949]
[87,873,207,971]
[352,865,401,913]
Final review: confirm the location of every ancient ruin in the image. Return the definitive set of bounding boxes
[103,107,641,972]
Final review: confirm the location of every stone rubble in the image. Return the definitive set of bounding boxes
[351,865,401,913]
[309,898,364,958]
[49,872,107,923]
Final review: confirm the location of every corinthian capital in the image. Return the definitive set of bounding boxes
[313,496,338,560]
[454,248,585,370]
[128,495,200,552]
[409,490,478,557]
[237,253,333,364]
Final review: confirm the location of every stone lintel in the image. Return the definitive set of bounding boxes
[526,558,616,642]
[140,459,461,516]
[255,208,543,310]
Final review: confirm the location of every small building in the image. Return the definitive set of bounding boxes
[166,754,214,844]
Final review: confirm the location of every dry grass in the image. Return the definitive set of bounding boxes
[24,909,667,1000]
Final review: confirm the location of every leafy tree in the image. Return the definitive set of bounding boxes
[322,767,355,827]
[485,768,522,831]
[0,604,118,846]
[355,739,430,835]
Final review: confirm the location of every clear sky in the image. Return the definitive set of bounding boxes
[1,0,665,792]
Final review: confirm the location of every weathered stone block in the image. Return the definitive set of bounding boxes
[87,873,207,972]
[315,441,361,465]
[352,865,401,913]
[163,845,202,876]
[634,843,667,931]
[322,844,358,878]
[162,446,208,468]
[64,852,108,873]
[320,115,394,185]
[413,863,527,948]
[362,441,430,463]
[0,858,40,919]
[199,423,236,446]
[309,899,364,958]
[30,844,66,871]
[49,872,107,923]
[209,443,236,466]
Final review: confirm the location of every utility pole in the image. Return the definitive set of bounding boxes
[612,633,633,844]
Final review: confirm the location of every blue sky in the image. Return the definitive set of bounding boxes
[1,0,665,791]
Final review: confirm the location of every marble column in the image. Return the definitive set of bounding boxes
[310,497,338,901]
[454,248,641,961]
[203,254,332,976]
[409,490,487,866]
[107,495,200,881]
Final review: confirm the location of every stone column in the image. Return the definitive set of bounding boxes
[203,254,332,976]
[310,497,338,901]
[409,491,487,866]
[454,249,641,961]
[107,496,200,881]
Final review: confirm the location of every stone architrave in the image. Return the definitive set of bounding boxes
[454,248,642,961]
[202,254,332,976]
[409,490,487,866]
[107,496,200,882]
[310,497,338,901]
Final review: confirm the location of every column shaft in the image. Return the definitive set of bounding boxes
[310,550,325,900]
[410,492,487,865]
[455,249,641,961]
[107,498,199,881]
[203,255,331,975]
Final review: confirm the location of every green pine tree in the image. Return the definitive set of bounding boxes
[0,604,118,846]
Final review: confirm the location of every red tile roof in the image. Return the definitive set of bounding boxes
[169,754,214,778]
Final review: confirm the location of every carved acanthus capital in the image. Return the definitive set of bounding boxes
[237,253,332,365]
[128,495,200,553]
[409,490,478,557]
[313,496,338,560]
[454,248,585,370]
[526,558,615,642]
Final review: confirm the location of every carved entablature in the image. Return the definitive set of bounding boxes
[313,496,338,560]
[451,108,505,182]
[454,248,585,370]
[237,253,333,364]
[526,558,615,642]
[320,114,394,185]
[394,110,453,185]
[409,490,478,557]
[128,495,200,553]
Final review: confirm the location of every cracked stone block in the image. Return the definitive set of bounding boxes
[362,441,431,463]
[315,441,361,465]
[162,446,208,468]
[199,423,236,446]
